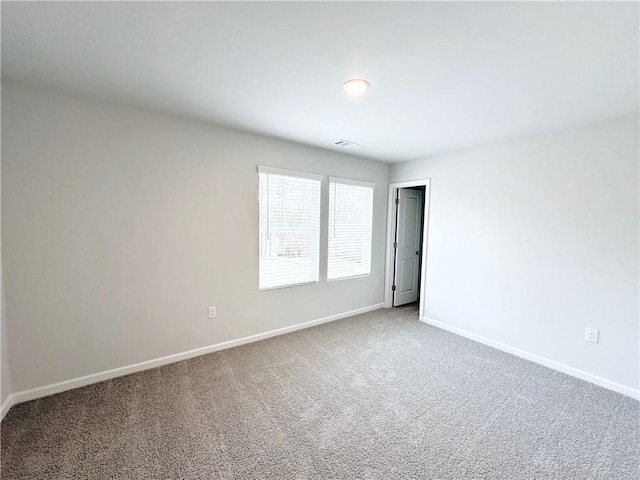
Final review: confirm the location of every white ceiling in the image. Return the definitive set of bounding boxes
[2,1,638,163]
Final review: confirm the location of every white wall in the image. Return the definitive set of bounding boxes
[2,83,389,393]
[1,135,12,408]
[1,269,12,409]
[391,116,639,391]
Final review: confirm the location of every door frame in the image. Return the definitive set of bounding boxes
[384,179,431,320]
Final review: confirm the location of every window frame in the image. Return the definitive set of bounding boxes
[327,176,375,282]
[257,165,323,291]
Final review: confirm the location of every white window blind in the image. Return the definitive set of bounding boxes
[328,177,374,280]
[258,166,321,290]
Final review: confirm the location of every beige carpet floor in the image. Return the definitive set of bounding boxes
[1,305,638,479]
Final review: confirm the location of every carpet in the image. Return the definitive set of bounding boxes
[2,305,638,479]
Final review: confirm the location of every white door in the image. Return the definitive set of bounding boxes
[393,188,424,306]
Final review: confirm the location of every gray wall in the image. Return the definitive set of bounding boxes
[2,83,390,393]
[391,116,639,390]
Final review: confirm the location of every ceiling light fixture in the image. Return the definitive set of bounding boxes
[343,79,369,95]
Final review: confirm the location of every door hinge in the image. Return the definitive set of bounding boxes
[393,242,398,249]
[392,285,396,291]
[395,198,400,205]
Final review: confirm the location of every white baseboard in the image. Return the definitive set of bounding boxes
[1,303,383,420]
[1,395,13,420]
[422,316,639,400]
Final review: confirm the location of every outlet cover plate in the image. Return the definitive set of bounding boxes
[585,327,599,343]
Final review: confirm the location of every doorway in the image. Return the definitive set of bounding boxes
[392,187,425,307]
[384,179,431,320]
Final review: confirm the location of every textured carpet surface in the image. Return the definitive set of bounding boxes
[2,305,639,479]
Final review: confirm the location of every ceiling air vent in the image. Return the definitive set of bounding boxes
[333,139,359,149]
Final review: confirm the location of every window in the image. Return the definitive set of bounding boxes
[328,177,374,280]
[258,166,321,290]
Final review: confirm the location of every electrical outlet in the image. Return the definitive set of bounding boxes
[584,328,599,343]
[208,306,217,319]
